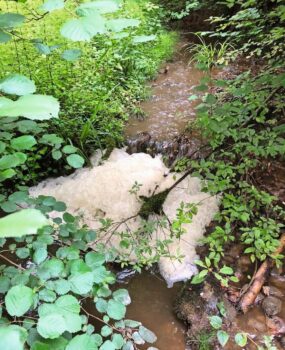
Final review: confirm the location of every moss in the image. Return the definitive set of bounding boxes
[139,190,169,219]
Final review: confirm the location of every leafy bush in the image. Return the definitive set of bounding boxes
[0,195,158,350]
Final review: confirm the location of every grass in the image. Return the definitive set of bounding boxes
[0,0,178,155]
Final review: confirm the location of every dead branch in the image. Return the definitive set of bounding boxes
[239,233,285,313]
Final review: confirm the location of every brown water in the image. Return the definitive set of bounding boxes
[119,271,187,350]
[125,52,204,141]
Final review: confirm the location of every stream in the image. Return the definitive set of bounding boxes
[121,40,285,350]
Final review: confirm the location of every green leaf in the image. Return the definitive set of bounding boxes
[34,43,51,55]
[62,145,78,154]
[56,295,80,314]
[37,313,66,339]
[53,279,71,295]
[66,334,98,350]
[106,18,140,32]
[133,35,157,44]
[0,13,25,30]
[112,334,124,349]
[37,258,64,280]
[67,154,85,168]
[86,252,105,268]
[0,74,36,96]
[31,337,68,350]
[0,95,60,120]
[40,0,65,12]
[0,325,28,350]
[5,285,34,317]
[138,326,157,343]
[11,135,37,150]
[217,330,229,347]
[113,289,131,306]
[16,247,30,259]
[124,320,141,328]
[39,289,57,302]
[235,333,247,347]
[100,340,116,350]
[76,0,120,16]
[101,325,112,337]
[0,30,11,43]
[106,299,126,320]
[69,271,94,294]
[209,315,222,329]
[0,154,23,170]
[96,298,108,313]
[219,266,234,275]
[0,209,49,238]
[61,49,82,61]
[61,15,106,42]
[33,247,48,264]
[0,276,10,293]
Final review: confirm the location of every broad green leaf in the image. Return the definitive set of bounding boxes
[56,295,81,314]
[0,276,10,293]
[0,153,24,169]
[37,258,64,280]
[0,209,49,238]
[69,271,94,294]
[31,337,68,350]
[124,320,141,328]
[235,333,247,347]
[113,289,131,306]
[76,0,120,16]
[62,145,78,154]
[53,279,71,295]
[219,266,234,275]
[61,49,82,61]
[0,74,36,96]
[0,95,60,120]
[40,0,65,12]
[112,334,124,349]
[86,252,105,268]
[106,18,140,32]
[11,135,37,150]
[5,285,34,317]
[61,15,106,42]
[209,315,222,329]
[96,298,108,313]
[217,330,229,347]
[100,340,116,350]
[37,313,66,339]
[0,169,15,181]
[34,43,51,55]
[138,326,157,343]
[39,289,57,302]
[101,325,112,337]
[0,325,28,350]
[0,13,25,29]
[33,247,48,265]
[0,30,11,43]
[67,154,85,168]
[66,334,98,350]
[106,299,126,320]
[133,35,156,44]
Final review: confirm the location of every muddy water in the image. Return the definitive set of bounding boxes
[125,51,204,141]
[121,271,187,350]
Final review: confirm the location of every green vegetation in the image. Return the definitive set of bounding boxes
[0,1,178,349]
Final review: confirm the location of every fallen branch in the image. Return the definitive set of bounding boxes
[239,233,285,313]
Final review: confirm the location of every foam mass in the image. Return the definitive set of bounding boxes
[30,149,219,287]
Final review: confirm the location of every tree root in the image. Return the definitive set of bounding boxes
[239,233,285,313]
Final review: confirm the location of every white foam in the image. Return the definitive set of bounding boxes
[30,149,219,287]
